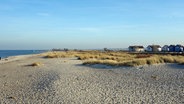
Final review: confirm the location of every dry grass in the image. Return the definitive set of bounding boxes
[29,62,43,66]
[42,51,184,66]
[136,54,152,58]
[43,51,74,58]
[83,60,118,66]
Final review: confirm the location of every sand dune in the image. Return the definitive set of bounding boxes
[0,55,183,103]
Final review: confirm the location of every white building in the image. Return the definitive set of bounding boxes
[146,45,161,52]
[129,46,144,52]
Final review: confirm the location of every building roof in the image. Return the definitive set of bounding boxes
[176,44,184,47]
[147,45,161,48]
[129,46,144,48]
[163,45,169,47]
[169,45,176,47]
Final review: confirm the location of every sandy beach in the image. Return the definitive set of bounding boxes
[0,54,183,104]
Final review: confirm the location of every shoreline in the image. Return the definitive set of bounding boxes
[0,54,38,64]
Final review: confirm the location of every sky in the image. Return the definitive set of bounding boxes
[0,0,184,49]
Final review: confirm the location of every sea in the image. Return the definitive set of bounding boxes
[0,50,48,58]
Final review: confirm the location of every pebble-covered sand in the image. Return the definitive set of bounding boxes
[0,55,183,103]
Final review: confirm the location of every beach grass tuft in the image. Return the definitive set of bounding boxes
[29,62,43,66]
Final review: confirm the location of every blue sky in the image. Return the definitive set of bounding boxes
[0,0,184,49]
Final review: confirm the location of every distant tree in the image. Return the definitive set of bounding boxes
[64,48,69,52]
[104,48,109,52]
[74,49,78,51]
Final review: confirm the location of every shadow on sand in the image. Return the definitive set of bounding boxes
[75,64,132,70]
[166,63,184,70]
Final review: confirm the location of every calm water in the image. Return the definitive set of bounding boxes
[0,50,48,58]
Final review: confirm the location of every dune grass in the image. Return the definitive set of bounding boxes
[29,62,43,66]
[43,51,75,58]
[42,51,184,66]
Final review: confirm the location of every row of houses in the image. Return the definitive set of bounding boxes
[129,44,184,52]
